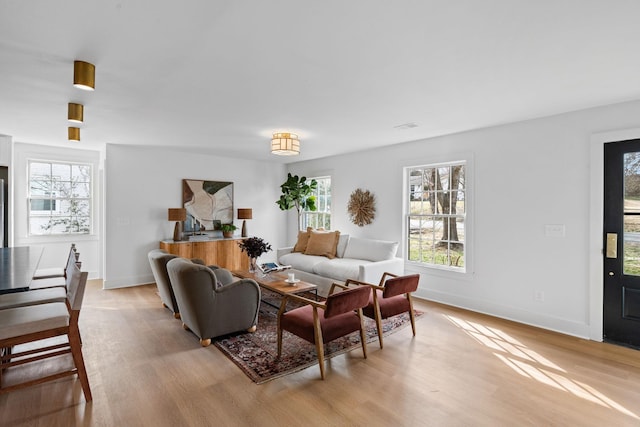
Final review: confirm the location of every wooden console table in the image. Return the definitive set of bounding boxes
[160,237,249,271]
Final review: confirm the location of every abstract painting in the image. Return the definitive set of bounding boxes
[182,179,233,231]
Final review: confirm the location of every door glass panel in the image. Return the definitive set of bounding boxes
[624,217,640,275]
[624,152,640,213]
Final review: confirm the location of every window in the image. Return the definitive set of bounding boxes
[406,162,466,271]
[28,161,92,235]
[303,176,331,230]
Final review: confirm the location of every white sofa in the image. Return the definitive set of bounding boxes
[277,235,404,296]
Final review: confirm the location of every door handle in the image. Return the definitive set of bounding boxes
[606,233,617,258]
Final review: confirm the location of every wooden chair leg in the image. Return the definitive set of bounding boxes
[68,324,92,401]
[374,301,384,349]
[277,327,283,358]
[407,294,416,336]
[247,325,257,333]
[312,307,325,380]
[199,338,211,347]
[358,309,367,359]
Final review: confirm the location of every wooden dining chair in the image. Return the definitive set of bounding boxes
[32,243,76,279]
[346,272,420,348]
[0,260,92,401]
[277,284,372,379]
[0,286,67,310]
[29,244,81,290]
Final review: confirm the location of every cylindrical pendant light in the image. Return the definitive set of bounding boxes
[68,103,84,123]
[271,132,300,155]
[73,60,95,91]
[68,127,80,141]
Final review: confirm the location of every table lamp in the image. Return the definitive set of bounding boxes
[237,208,253,237]
[168,208,187,241]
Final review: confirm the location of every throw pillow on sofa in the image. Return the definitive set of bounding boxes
[304,230,341,259]
[293,227,313,253]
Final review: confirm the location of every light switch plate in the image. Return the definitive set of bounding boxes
[545,224,565,237]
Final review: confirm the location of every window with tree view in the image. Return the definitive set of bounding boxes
[303,176,331,230]
[28,161,92,235]
[407,162,465,270]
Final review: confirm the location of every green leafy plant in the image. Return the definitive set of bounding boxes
[220,223,237,237]
[276,173,318,230]
[220,223,237,232]
[238,237,272,259]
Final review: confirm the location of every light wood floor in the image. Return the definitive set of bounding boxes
[2,280,640,426]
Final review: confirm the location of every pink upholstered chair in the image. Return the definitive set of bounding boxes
[346,272,420,348]
[277,284,372,379]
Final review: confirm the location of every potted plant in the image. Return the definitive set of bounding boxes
[238,237,272,272]
[220,223,237,238]
[276,173,318,230]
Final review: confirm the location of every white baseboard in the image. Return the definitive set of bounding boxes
[103,274,155,290]
[414,288,591,339]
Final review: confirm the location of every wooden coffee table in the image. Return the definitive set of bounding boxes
[232,270,318,300]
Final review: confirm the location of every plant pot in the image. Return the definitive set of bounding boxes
[223,231,234,238]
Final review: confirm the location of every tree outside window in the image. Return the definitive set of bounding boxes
[407,162,465,270]
[28,161,92,235]
[303,176,331,230]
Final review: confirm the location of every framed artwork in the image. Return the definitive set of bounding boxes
[182,179,233,231]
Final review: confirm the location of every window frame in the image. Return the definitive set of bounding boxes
[27,160,93,236]
[403,155,473,278]
[302,175,331,230]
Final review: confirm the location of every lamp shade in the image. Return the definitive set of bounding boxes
[68,103,84,123]
[237,208,253,220]
[271,132,300,155]
[73,60,95,91]
[168,208,187,221]
[68,127,80,141]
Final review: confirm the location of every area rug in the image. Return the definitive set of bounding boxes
[213,290,423,384]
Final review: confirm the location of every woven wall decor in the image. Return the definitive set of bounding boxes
[347,188,376,227]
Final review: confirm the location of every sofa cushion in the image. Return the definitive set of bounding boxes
[336,234,349,258]
[343,237,398,262]
[279,252,328,272]
[292,227,312,253]
[313,258,369,282]
[304,230,340,259]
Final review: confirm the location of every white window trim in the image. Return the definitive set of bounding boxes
[28,160,93,236]
[14,143,100,246]
[403,152,474,280]
[302,175,332,230]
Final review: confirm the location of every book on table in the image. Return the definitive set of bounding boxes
[259,262,291,273]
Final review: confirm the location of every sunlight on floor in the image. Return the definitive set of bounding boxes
[445,315,639,420]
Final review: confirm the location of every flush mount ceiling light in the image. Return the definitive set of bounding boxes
[271,132,300,156]
[73,60,95,91]
[68,103,84,123]
[68,127,80,141]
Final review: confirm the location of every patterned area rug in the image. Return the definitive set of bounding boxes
[213,290,422,384]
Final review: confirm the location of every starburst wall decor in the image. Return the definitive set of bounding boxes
[347,188,376,227]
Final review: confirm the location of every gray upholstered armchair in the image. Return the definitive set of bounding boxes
[166,258,261,347]
[148,249,180,318]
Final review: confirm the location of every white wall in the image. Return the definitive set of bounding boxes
[104,144,287,289]
[13,143,102,279]
[287,99,640,340]
[11,99,640,340]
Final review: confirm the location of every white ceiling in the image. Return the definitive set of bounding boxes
[2,1,640,163]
